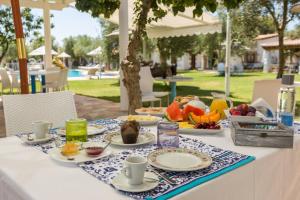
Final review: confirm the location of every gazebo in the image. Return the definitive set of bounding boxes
[99,0,223,110]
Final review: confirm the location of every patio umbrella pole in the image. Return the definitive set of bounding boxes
[11,0,29,94]
[225,11,231,97]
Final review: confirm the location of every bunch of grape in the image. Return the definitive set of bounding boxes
[194,122,220,129]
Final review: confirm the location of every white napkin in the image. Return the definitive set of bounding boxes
[251,98,275,118]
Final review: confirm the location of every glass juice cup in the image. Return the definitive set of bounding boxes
[157,122,179,148]
[66,118,87,142]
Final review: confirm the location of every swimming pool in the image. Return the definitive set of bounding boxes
[68,70,85,78]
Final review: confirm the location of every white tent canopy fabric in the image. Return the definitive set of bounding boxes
[106,29,132,37]
[29,46,58,56]
[58,52,71,58]
[101,2,222,39]
[87,47,102,56]
[0,0,73,10]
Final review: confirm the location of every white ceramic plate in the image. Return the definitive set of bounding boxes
[224,110,265,122]
[21,134,53,145]
[49,145,111,164]
[104,132,155,147]
[117,115,161,126]
[56,125,107,136]
[148,148,212,172]
[135,108,166,117]
[111,172,158,193]
[178,128,224,135]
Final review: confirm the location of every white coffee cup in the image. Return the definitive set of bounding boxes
[32,121,52,139]
[122,156,147,185]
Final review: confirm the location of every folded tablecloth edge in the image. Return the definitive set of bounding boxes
[152,156,256,200]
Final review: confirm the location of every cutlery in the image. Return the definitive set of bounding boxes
[149,167,176,185]
[102,141,111,152]
[66,156,75,161]
[144,176,159,183]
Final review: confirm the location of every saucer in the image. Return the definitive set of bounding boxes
[21,134,52,145]
[111,172,159,193]
[104,132,155,147]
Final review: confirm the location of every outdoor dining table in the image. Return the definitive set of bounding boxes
[0,121,299,200]
[155,76,193,102]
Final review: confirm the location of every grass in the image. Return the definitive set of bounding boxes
[65,71,300,118]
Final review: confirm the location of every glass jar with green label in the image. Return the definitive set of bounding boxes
[66,118,87,142]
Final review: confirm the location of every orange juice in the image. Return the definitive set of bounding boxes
[210,98,228,119]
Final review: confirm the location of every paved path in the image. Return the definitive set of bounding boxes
[0,95,125,137]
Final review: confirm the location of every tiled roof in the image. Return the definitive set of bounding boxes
[254,33,278,40]
[261,39,300,49]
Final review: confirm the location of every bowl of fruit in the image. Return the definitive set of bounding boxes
[178,121,223,134]
[165,101,223,135]
[225,103,264,122]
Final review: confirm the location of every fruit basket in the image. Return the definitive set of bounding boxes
[225,104,265,122]
[164,100,223,135]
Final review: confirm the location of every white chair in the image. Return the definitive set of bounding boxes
[139,67,169,106]
[139,67,162,106]
[45,70,61,92]
[3,91,77,136]
[57,68,69,90]
[0,68,12,94]
[87,68,99,80]
[252,79,281,111]
[10,73,20,93]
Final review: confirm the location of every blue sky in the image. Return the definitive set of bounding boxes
[31,7,102,45]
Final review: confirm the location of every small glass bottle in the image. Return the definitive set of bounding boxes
[277,74,296,126]
[157,122,179,148]
[66,118,87,142]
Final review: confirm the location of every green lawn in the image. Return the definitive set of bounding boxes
[68,71,300,118]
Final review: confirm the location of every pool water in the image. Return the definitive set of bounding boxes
[68,70,84,78]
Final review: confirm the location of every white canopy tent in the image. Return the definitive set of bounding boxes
[87,47,102,56]
[58,52,71,58]
[291,2,300,13]
[106,29,132,37]
[103,4,222,39]
[102,0,223,110]
[29,45,58,56]
[58,52,71,68]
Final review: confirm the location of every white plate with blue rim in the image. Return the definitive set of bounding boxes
[148,148,212,172]
[48,142,112,164]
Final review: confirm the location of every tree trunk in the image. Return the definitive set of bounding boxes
[120,0,152,114]
[0,42,9,64]
[277,30,285,79]
[190,53,196,70]
[171,55,177,65]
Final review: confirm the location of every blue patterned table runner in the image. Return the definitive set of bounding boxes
[18,119,255,200]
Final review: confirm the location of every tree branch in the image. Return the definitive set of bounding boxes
[261,1,280,31]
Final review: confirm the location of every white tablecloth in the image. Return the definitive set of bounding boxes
[0,127,300,200]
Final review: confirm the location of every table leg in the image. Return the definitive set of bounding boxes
[41,75,46,93]
[170,82,176,102]
[30,75,36,94]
